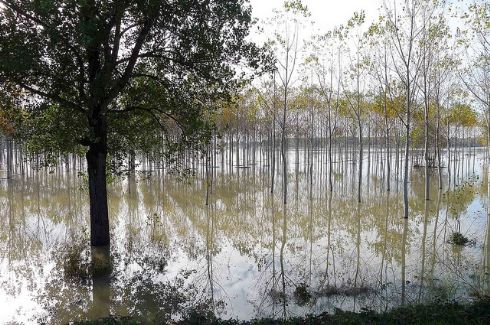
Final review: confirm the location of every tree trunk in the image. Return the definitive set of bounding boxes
[6,137,13,179]
[403,122,410,219]
[436,100,442,189]
[271,72,277,194]
[86,120,110,247]
[358,121,363,203]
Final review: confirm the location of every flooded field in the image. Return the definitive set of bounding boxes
[0,148,489,324]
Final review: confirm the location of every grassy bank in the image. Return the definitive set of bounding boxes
[75,297,490,324]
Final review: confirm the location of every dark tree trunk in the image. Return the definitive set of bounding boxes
[86,118,110,247]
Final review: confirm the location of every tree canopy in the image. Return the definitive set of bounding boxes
[0,0,267,158]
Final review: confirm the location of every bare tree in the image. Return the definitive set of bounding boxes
[384,0,424,219]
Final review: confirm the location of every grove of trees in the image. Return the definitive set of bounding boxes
[0,0,269,246]
[0,0,488,248]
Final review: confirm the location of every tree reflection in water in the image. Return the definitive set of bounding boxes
[0,149,487,323]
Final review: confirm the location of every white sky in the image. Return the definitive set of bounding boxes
[249,0,474,38]
[250,0,381,33]
[247,1,384,85]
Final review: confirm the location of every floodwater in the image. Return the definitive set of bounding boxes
[0,147,489,324]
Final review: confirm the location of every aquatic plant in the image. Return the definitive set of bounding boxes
[448,232,470,246]
[293,283,311,305]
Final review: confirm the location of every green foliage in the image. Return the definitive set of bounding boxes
[22,104,87,155]
[347,11,366,29]
[283,0,310,17]
[463,2,490,35]
[446,103,478,127]
[0,0,267,161]
[448,232,470,246]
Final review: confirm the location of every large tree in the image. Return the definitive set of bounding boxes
[0,0,264,246]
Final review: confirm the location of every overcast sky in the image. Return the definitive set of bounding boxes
[249,0,382,33]
[249,0,473,37]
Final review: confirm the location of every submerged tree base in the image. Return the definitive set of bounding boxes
[74,297,490,324]
[61,240,112,279]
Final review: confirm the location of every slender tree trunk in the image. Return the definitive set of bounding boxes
[424,93,430,201]
[356,51,362,203]
[436,98,442,189]
[403,63,411,219]
[358,120,363,203]
[403,111,410,218]
[205,149,210,206]
[282,91,287,205]
[328,108,333,192]
[271,72,277,194]
[6,136,12,179]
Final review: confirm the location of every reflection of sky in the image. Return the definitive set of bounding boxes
[0,248,55,323]
[0,149,488,323]
[0,267,46,324]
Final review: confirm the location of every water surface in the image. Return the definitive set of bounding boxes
[0,148,489,323]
